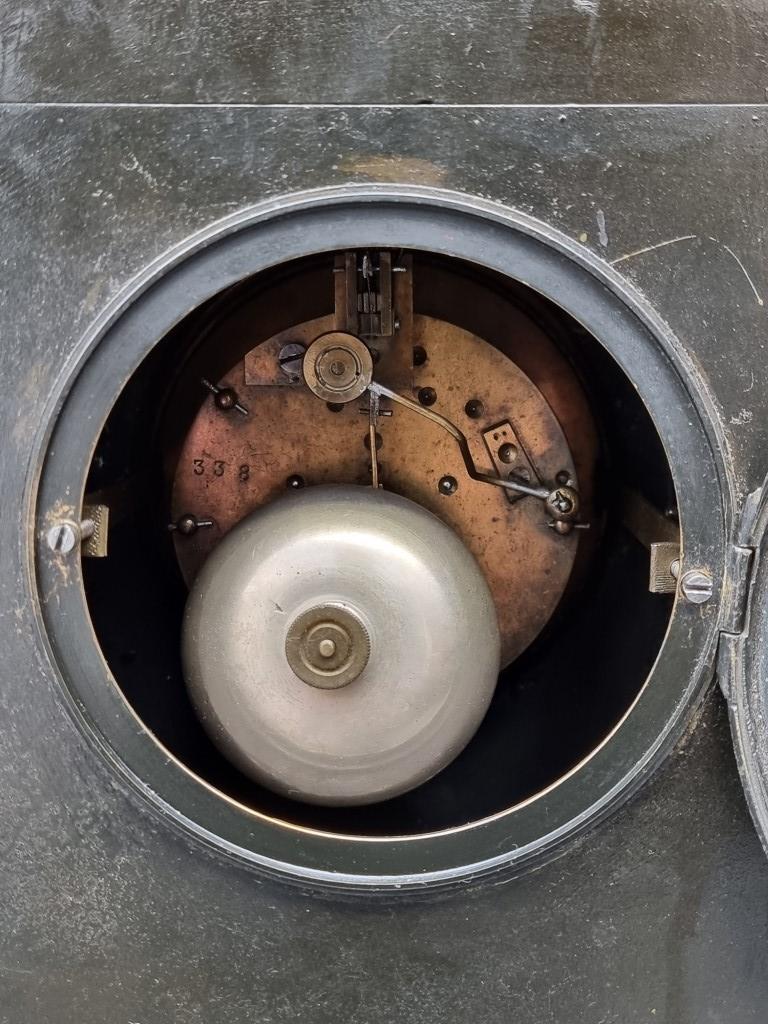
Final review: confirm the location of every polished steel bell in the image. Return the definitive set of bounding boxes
[182,485,501,805]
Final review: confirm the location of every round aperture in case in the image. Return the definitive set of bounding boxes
[35,192,724,888]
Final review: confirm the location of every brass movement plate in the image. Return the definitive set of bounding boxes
[171,314,595,667]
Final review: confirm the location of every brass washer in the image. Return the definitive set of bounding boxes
[302,332,374,403]
[286,603,371,689]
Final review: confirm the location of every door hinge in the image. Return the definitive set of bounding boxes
[721,485,765,637]
[717,543,754,701]
[717,486,764,699]
[720,542,755,637]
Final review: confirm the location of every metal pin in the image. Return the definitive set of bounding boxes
[369,389,381,489]
[168,514,215,536]
[201,378,249,416]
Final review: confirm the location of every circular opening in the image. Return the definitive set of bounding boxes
[34,191,724,888]
[82,247,676,831]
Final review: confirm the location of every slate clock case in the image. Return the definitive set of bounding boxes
[2,2,768,1021]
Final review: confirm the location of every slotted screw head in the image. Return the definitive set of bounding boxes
[45,522,79,554]
[680,569,713,604]
[278,343,306,378]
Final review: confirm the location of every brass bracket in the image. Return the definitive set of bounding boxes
[482,421,541,505]
[649,541,680,594]
[82,504,109,558]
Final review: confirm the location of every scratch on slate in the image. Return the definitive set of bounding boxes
[611,234,764,307]
[596,209,608,247]
[611,235,697,265]
[709,237,764,307]
[379,24,402,43]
